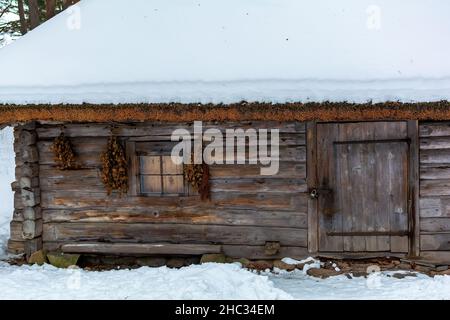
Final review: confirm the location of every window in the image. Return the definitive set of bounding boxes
[139,155,185,195]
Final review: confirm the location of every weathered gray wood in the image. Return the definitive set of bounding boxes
[420,251,450,263]
[420,149,450,164]
[420,123,450,137]
[317,121,409,253]
[420,137,450,150]
[221,245,308,260]
[306,121,318,253]
[420,218,450,232]
[36,122,306,138]
[42,208,307,228]
[421,233,450,251]
[43,223,308,246]
[420,180,450,196]
[9,221,23,241]
[420,197,450,218]
[61,243,222,255]
[408,120,420,257]
[420,167,450,180]
[7,240,25,254]
[41,190,308,212]
[22,219,43,240]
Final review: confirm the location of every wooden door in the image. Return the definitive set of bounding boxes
[316,122,410,253]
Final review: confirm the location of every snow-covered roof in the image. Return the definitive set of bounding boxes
[1,0,450,105]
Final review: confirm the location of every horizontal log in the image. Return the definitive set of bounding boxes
[42,208,307,228]
[43,222,307,246]
[221,245,308,260]
[420,218,450,233]
[38,145,306,166]
[210,178,307,193]
[45,242,308,260]
[421,233,450,251]
[41,191,308,211]
[210,162,306,179]
[420,149,450,164]
[7,239,25,254]
[420,180,450,196]
[62,243,222,255]
[420,197,450,218]
[420,123,450,137]
[40,174,307,194]
[420,167,450,180]
[420,137,450,150]
[37,122,305,138]
[420,251,450,263]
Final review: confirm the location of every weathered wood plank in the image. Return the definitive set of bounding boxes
[221,245,308,259]
[7,239,25,254]
[42,208,307,228]
[420,180,450,196]
[306,121,318,253]
[43,223,308,246]
[420,167,450,180]
[38,147,306,167]
[420,149,450,164]
[420,197,450,218]
[44,242,308,260]
[420,251,450,263]
[420,123,450,137]
[209,162,306,179]
[420,218,450,232]
[421,233,450,251]
[41,191,308,211]
[61,243,222,255]
[9,221,23,241]
[37,122,305,138]
[420,137,450,150]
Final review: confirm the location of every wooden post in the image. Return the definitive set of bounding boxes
[8,122,43,257]
[408,120,420,258]
[306,121,318,253]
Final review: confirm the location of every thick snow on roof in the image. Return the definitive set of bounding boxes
[1,0,450,105]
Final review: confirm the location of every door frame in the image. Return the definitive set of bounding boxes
[306,120,420,257]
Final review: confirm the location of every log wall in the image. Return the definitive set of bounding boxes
[8,122,43,256]
[419,122,450,261]
[33,121,309,259]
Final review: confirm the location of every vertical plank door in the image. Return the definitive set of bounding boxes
[316,122,410,253]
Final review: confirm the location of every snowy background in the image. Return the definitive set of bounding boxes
[0,127,14,258]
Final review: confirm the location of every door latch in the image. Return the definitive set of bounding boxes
[309,188,333,199]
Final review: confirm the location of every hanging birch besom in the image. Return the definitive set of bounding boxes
[183,161,210,200]
[51,133,77,170]
[101,136,128,195]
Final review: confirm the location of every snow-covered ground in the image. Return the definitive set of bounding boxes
[1,126,450,299]
[268,269,450,300]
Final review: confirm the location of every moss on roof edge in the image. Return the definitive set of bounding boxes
[1,101,450,124]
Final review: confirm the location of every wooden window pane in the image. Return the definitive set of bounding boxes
[163,175,184,194]
[141,175,162,193]
[162,156,183,174]
[140,156,161,175]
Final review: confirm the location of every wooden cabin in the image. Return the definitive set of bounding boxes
[1,0,450,263]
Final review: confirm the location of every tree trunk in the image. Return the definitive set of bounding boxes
[28,0,40,30]
[17,0,27,35]
[46,0,56,19]
[62,0,71,9]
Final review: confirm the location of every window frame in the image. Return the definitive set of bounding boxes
[126,140,189,197]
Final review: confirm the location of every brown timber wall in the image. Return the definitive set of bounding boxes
[35,121,308,259]
[419,122,450,262]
